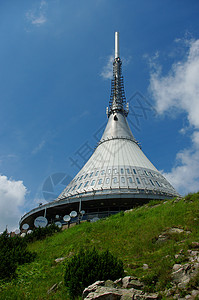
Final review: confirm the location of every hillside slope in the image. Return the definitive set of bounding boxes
[0,193,199,299]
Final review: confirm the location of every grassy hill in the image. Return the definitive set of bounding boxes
[0,193,199,299]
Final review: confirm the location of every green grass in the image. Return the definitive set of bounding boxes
[0,192,199,299]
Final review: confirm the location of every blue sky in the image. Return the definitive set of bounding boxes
[1,0,199,231]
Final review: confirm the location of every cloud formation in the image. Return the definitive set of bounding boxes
[0,175,27,232]
[149,38,199,195]
[32,140,46,155]
[26,0,47,26]
[100,55,113,79]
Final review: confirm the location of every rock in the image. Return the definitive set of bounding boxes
[191,290,199,297]
[105,280,116,288]
[144,294,159,300]
[156,234,168,243]
[172,264,191,289]
[122,276,143,289]
[114,278,123,286]
[168,228,184,234]
[128,279,143,290]
[185,295,192,299]
[122,276,132,288]
[83,278,159,300]
[82,281,105,298]
[143,264,149,270]
[54,257,67,263]
[172,260,199,290]
[173,264,182,272]
[83,287,123,300]
[47,281,62,294]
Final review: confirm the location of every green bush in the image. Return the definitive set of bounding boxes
[64,248,124,298]
[0,231,36,280]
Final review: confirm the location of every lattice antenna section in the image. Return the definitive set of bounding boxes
[107,32,129,118]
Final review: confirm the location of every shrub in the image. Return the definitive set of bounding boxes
[0,231,36,280]
[24,223,61,243]
[64,248,124,298]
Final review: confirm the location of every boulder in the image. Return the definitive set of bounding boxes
[83,277,158,300]
[122,276,143,289]
[82,281,105,298]
[83,287,123,300]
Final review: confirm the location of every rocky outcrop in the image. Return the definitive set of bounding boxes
[82,277,159,300]
[156,227,191,243]
[171,249,199,289]
[82,244,199,300]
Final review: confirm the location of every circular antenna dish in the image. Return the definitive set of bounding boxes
[22,223,29,230]
[70,211,77,218]
[80,210,85,215]
[34,216,48,228]
[63,215,71,222]
[21,232,26,238]
[91,217,100,223]
[55,215,59,219]
[15,229,20,234]
[27,230,32,234]
[55,221,62,228]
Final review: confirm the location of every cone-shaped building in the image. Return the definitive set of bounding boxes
[20,33,179,229]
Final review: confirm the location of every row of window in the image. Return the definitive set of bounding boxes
[66,177,164,193]
[74,167,159,183]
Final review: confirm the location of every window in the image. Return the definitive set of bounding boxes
[98,179,102,185]
[84,181,89,187]
[101,170,105,175]
[79,175,83,181]
[90,172,94,177]
[91,180,95,186]
[136,177,141,184]
[121,168,124,174]
[68,187,71,192]
[114,168,117,174]
[95,171,99,176]
[108,169,111,174]
[78,183,82,189]
[113,177,117,183]
[106,178,110,184]
[142,178,147,185]
[84,174,88,179]
[133,169,137,174]
[72,185,77,191]
[75,177,79,182]
[144,170,148,176]
[127,168,130,174]
[155,181,161,187]
[149,179,155,186]
[121,177,125,183]
[149,171,153,177]
[128,177,133,183]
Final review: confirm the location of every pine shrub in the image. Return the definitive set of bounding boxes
[64,248,124,298]
[0,231,36,280]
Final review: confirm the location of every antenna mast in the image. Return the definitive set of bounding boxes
[115,32,119,58]
[107,32,129,117]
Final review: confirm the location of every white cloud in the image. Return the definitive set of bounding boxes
[149,38,199,195]
[32,140,46,155]
[100,55,113,79]
[26,0,47,26]
[0,175,27,233]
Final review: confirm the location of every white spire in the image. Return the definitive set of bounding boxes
[115,32,119,58]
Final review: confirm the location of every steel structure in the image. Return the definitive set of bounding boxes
[20,32,179,229]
